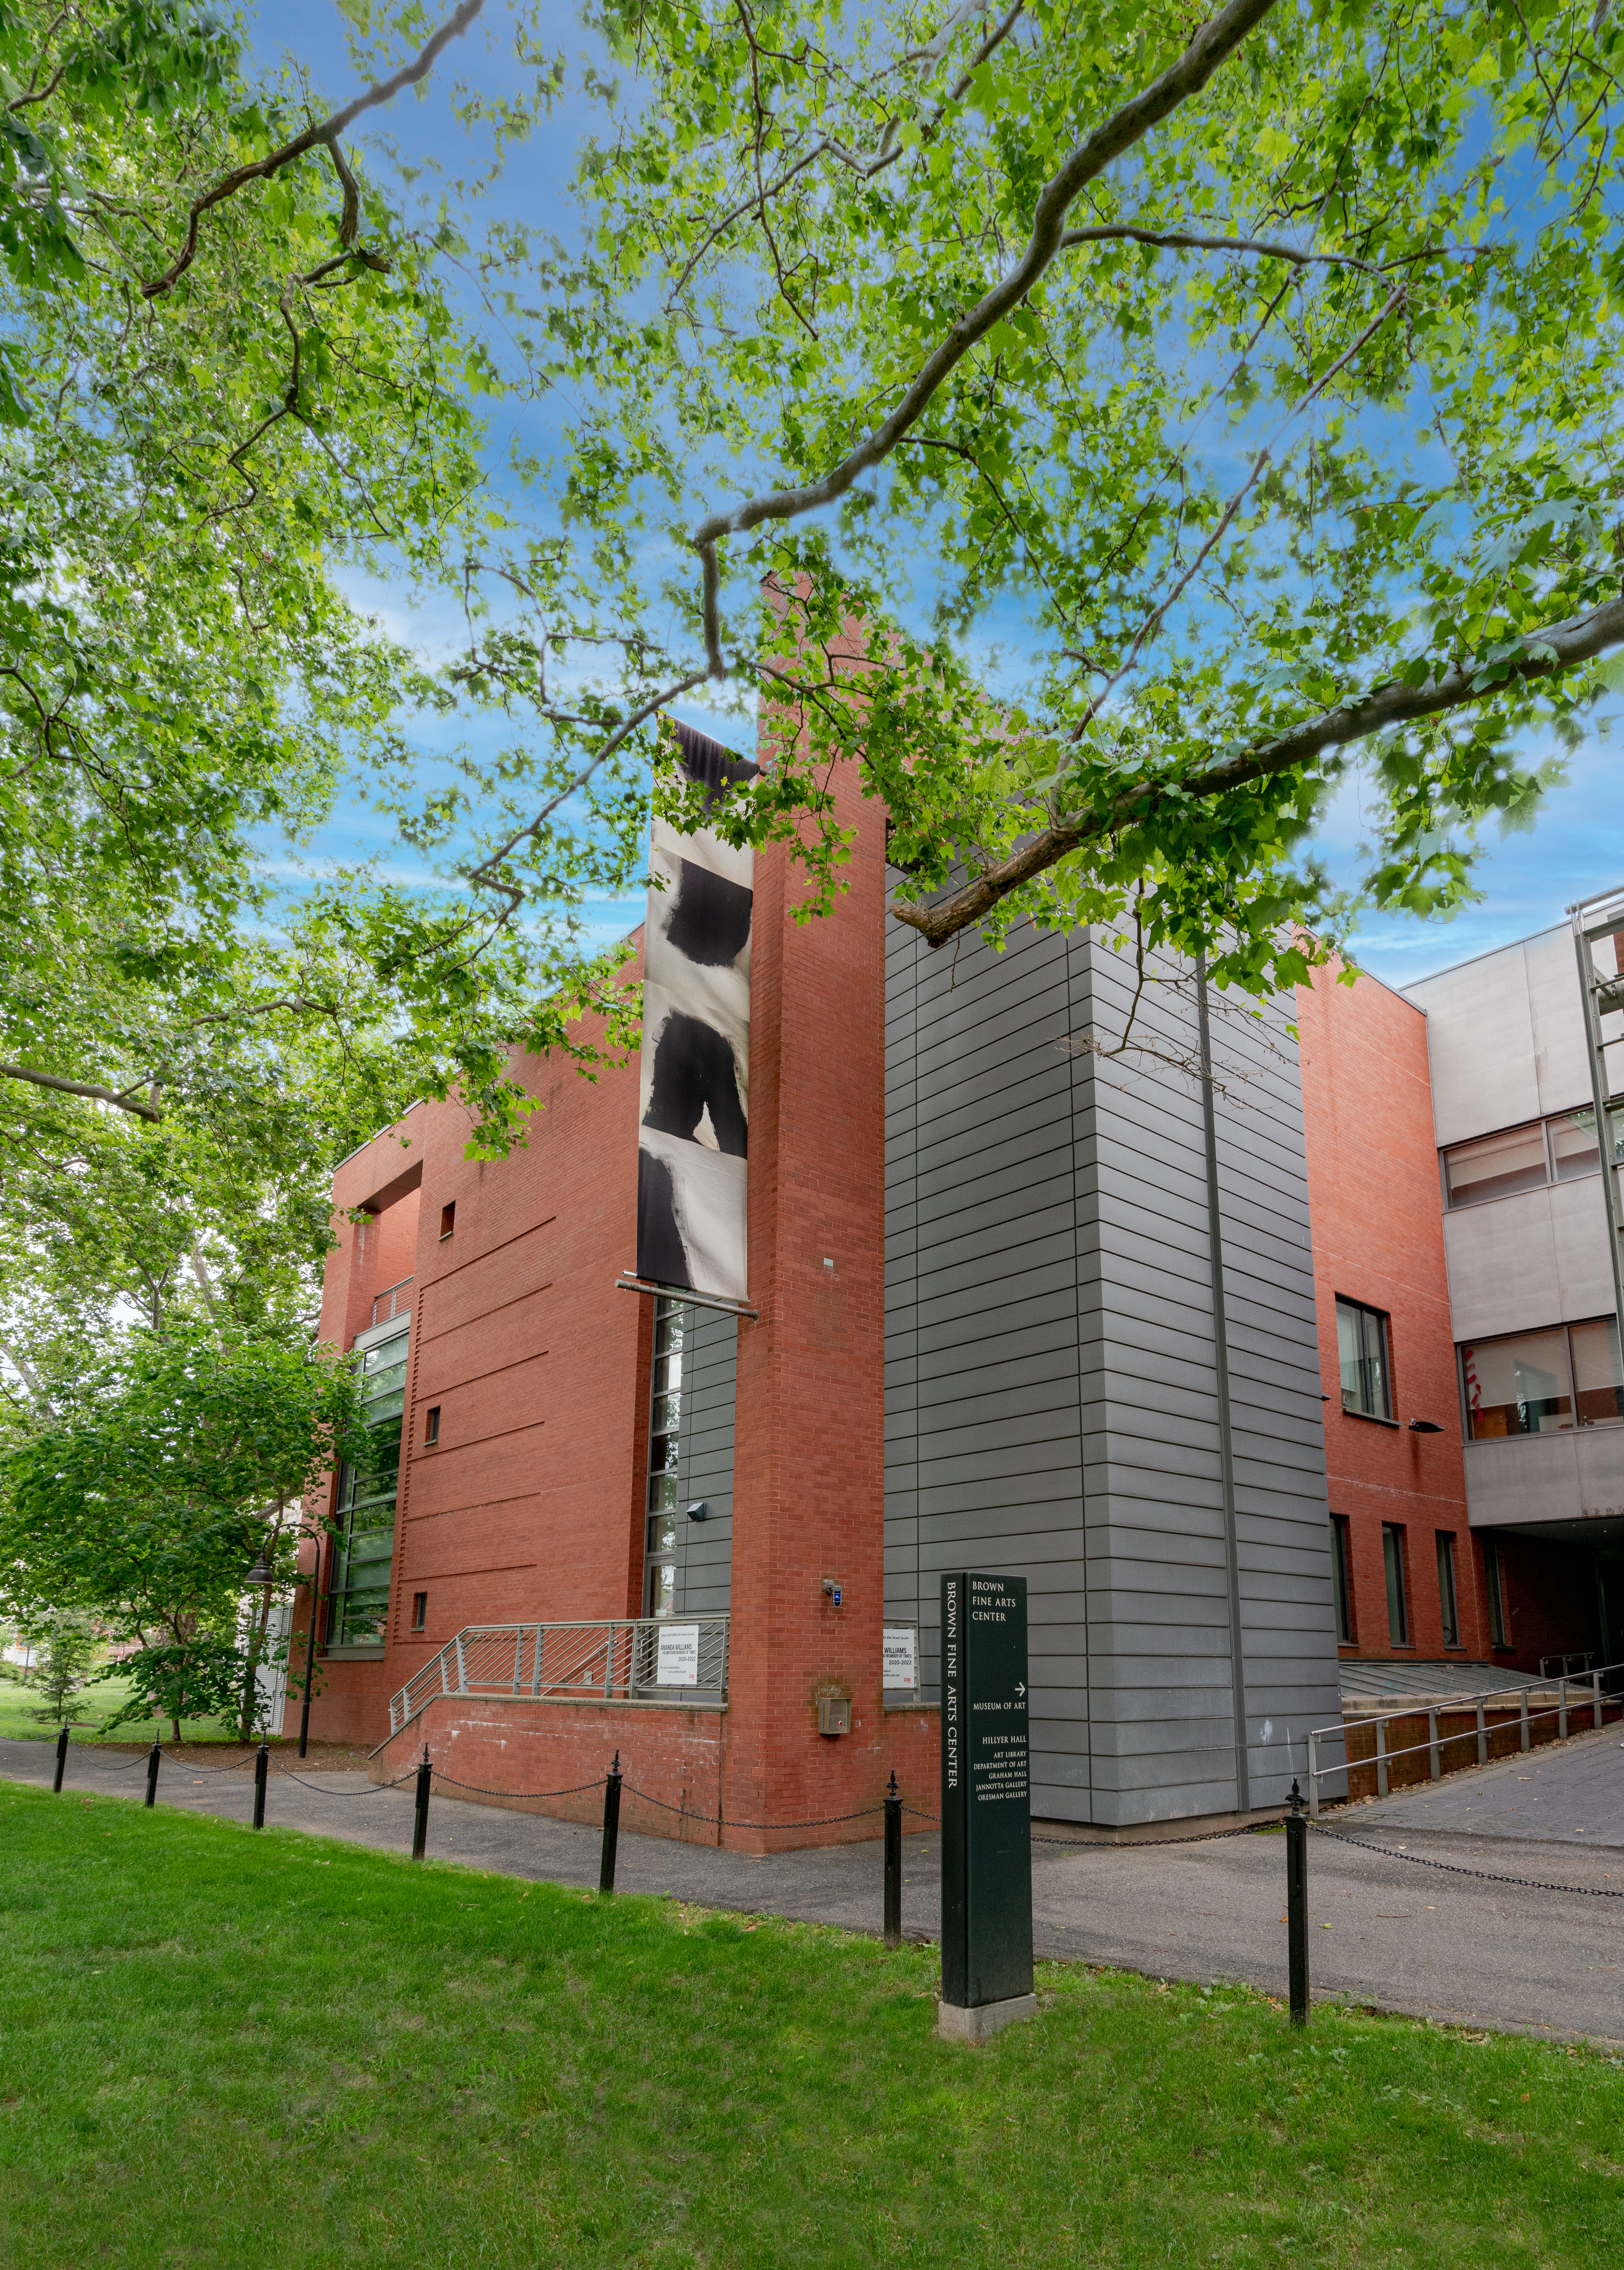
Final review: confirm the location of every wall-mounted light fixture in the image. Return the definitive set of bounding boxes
[685,1500,709,1522]
[1408,1419,1443,1434]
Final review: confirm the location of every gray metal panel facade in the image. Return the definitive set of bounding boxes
[884,900,1343,1825]
[672,1304,738,1616]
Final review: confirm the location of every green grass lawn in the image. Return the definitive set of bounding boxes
[1,1786,1621,2268]
[0,1673,226,1747]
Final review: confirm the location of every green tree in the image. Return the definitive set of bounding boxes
[0,1326,367,1740]
[8,0,1624,1362]
[14,1608,102,1727]
[412,0,1624,1016]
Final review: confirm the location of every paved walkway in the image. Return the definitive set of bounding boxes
[8,1729,1624,2048]
[1355,1720,1624,1844]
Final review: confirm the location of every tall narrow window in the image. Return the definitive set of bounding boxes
[1436,1532,1460,1649]
[1382,1523,1409,1647]
[424,1405,440,1447]
[644,1297,685,1616]
[1337,1297,1394,1421]
[1328,1516,1356,1644]
[439,1201,456,1240]
[1485,1539,1510,1648]
[329,1323,409,1648]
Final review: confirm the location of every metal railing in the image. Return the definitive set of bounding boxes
[387,1615,730,1735]
[1304,1658,1624,1814]
[371,1276,413,1328]
[1540,1650,1596,1678]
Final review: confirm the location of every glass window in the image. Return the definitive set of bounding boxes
[1330,1515,1356,1644]
[1460,1327,1573,1439]
[329,1325,409,1647]
[1436,1533,1460,1649]
[1550,1109,1601,1181]
[644,1299,687,1611]
[1571,1317,1624,1428]
[1443,1123,1548,1207]
[647,1299,685,1514]
[1383,1524,1409,1646]
[1337,1297,1393,1420]
[1485,1539,1509,1648]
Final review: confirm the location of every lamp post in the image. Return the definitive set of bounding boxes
[241,1549,275,1743]
[297,1533,324,1761]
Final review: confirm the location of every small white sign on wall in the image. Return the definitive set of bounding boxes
[882,1626,918,1691]
[656,1622,701,1687]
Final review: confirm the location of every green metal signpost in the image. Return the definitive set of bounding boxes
[939,1571,1036,2041]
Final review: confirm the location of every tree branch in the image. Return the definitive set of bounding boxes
[0,1062,163,1120]
[140,0,485,299]
[894,592,1624,946]
[461,668,716,899]
[689,0,1279,669]
[1058,220,1385,271]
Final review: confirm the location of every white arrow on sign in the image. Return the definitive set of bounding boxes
[1015,1681,1026,1697]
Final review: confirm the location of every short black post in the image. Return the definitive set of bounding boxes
[253,1742,269,1830]
[411,1745,432,1861]
[883,1769,902,1950]
[599,1751,623,1895]
[53,1724,69,1795]
[1286,1777,1309,2028]
[144,1738,161,1810]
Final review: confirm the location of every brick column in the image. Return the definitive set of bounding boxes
[721,757,890,1849]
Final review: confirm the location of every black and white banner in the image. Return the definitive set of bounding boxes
[635,721,758,1304]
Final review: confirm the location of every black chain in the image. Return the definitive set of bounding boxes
[1036,1819,1273,1850]
[268,1760,418,1795]
[428,1772,607,1800]
[1308,1817,1624,1897]
[621,1782,885,1831]
[156,1746,255,1776]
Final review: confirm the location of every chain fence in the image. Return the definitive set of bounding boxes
[1307,1815,1624,1898]
[25,1730,1624,2028]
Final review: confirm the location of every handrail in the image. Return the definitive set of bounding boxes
[371,1276,413,1328]
[386,1614,731,1736]
[1304,1658,1624,1814]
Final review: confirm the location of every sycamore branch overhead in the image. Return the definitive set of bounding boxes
[688,0,1280,671]
[893,591,1624,947]
[140,0,486,299]
[0,1062,162,1121]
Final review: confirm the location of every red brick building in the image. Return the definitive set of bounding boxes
[1297,964,1491,1663]
[292,761,1619,1837]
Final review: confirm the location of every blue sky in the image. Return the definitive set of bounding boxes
[251,3,1624,990]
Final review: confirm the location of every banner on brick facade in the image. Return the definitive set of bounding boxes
[635,720,758,1304]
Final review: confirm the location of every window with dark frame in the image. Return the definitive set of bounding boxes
[411,1591,427,1632]
[1330,1515,1356,1645]
[1436,1532,1460,1649]
[1382,1523,1410,1647]
[1459,1316,1623,1440]
[425,1405,440,1446]
[439,1201,456,1240]
[1337,1297,1394,1421]
[1485,1539,1510,1648]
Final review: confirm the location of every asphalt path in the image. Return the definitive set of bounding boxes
[7,1728,1624,2047]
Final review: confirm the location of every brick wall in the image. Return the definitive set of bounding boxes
[1296,964,1487,1662]
[369,1693,941,1850]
